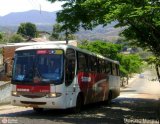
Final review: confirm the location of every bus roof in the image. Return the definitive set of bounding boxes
[3,40,77,47]
[15,44,119,65]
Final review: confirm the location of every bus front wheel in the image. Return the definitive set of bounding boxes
[73,94,84,113]
[33,108,43,113]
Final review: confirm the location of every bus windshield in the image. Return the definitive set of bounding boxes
[12,49,64,84]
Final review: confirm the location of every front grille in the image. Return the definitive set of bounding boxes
[19,92,47,98]
[21,95,46,98]
[21,101,46,105]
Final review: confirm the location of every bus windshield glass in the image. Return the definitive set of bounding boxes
[12,49,64,84]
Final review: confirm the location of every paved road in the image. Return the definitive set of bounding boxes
[0,71,160,124]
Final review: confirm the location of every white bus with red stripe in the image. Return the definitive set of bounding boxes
[11,44,120,112]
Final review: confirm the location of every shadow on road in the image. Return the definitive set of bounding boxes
[0,97,159,124]
[120,90,137,92]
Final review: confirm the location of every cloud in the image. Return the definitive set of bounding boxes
[0,0,63,16]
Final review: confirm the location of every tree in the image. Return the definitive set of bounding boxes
[146,56,160,82]
[0,32,9,43]
[17,22,38,38]
[78,40,122,60]
[9,34,24,43]
[48,0,160,57]
[0,32,2,40]
[117,54,142,85]
[50,23,76,42]
[48,0,160,82]
[51,23,62,40]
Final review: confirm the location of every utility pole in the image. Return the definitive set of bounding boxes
[39,4,41,14]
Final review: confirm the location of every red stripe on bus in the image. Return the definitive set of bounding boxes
[78,72,108,90]
[16,85,50,93]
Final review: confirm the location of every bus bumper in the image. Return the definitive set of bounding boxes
[11,95,66,109]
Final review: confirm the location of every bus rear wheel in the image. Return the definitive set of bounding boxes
[106,91,112,105]
[33,108,44,113]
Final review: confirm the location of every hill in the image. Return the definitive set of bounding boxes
[0,10,122,41]
[76,24,123,42]
[0,10,56,26]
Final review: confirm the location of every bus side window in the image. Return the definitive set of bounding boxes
[102,60,105,73]
[77,52,88,72]
[97,59,100,73]
[87,55,91,72]
[112,63,117,76]
[105,61,111,74]
[88,55,96,72]
[116,64,120,76]
[90,56,97,72]
[100,59,104,73]
[65,48,76,86]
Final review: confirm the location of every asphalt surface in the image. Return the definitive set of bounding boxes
[0,70,160,124]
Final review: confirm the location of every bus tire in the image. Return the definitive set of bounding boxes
[33,108,43,113]
[106,91,112,105]
[73,93,84,113]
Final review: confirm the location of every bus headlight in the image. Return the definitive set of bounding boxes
[46,93,62,98]
[11,91,20,97]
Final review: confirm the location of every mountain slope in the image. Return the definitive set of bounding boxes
[0,10,121,41]
[0,10,57,26]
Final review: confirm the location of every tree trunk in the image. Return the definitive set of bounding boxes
[155,64,160,83]
[127,75,129,85]
[121,77,125,87]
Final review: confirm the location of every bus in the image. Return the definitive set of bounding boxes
[11,44,120,112]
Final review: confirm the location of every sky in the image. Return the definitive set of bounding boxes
[0,0,63,16]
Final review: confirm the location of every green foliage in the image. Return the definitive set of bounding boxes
[0,32,9,43]
[0,32,2,40]
[0,32,24,43]
[0,32,4,43]
[48,0,160,57]
[9,34,24,43]
[17,22,38,38]
[51,23,62,40]
[146,55,160,66]
[118,54,142,76]
[78,40,122,60]
[50,23,76,41]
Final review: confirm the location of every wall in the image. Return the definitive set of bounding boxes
[0,82,11,105]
